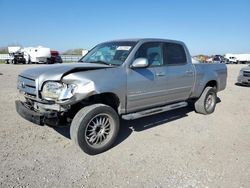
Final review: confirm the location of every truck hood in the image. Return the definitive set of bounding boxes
[20,63,112,87]
[241,66,250,72]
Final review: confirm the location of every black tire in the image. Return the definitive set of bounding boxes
[194,87,217,115]
[70,104,120,155]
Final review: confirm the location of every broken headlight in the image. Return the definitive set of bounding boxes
[41,81,77,101]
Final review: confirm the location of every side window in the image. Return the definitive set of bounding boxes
[135,42,163,66]
[164,43,187,65]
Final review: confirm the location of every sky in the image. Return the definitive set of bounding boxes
[0,0,250,55]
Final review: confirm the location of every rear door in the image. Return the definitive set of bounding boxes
[154,42,195,103]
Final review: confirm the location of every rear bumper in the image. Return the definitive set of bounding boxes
[15,100,44,125]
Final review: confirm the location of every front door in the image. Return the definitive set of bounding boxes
[126,42,164,112]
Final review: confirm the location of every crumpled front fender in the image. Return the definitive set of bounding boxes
[57,80,99,105]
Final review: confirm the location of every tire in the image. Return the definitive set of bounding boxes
[70,104,120,155]
[26,58,31,64]
[194,87,217,115]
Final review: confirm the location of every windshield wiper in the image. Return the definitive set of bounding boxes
[88,61,115,66]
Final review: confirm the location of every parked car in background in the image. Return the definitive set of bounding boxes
[213,55,225,64]
[15,38,227,155]
[237,65,250,85]
[204,55,225,64]
[47,50,62,64]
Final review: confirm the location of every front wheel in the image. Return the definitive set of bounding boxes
[194,87,217,115]
[70,104,120,155]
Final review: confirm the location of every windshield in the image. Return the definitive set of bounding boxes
[79,41,137,66]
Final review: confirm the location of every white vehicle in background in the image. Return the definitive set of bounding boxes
[22,46,51,63]
[192,58,200,64]
[237,65,250,86]
[6,47,19,63]
[82,49,88,57]
[236,54,250,64]
[6,46,62,64]
[225,53,250,64]
[6,47,25,64]
[206,57,213,63]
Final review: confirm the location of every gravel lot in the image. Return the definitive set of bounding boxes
[0,64,249,188]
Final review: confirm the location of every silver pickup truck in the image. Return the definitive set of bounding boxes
[15,38,227,155]
[237,65,250,85]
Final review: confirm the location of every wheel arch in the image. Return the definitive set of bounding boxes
[88,92,121,113]
[205,80,218,91]
[193,79,219,99]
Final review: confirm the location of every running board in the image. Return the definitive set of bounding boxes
[122,101,188,120]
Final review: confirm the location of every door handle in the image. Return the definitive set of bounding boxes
[156,72,166,77]
[186,70,193,75]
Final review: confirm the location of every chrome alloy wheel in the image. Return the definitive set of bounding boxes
[85,114,114,148]
[205,93,216,112]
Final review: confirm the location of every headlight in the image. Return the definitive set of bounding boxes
[41,81,77,101]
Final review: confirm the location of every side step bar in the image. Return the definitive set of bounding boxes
[122,101,188,120]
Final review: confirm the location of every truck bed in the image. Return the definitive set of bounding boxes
[191,63,227,98]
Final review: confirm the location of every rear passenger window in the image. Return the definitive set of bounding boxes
[135,42,163,67]
[164,43,187,65]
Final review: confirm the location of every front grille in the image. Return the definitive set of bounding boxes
[17,75,37,97]
[243,71,250,77]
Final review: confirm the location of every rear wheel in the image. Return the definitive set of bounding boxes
[194,87,217,115]
[70,104,120,155]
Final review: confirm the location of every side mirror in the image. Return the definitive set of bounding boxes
[131,58,149,68]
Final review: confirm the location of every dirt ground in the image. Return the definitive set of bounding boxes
[0,64,249,188]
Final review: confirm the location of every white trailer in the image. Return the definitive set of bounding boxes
[225,53,250,64]
[236,54,250,63]
[22,46,51,63]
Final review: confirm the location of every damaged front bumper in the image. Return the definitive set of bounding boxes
[15,100,67,126]
[16,100,44,125]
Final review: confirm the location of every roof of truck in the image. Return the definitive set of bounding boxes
[106,38,183,44]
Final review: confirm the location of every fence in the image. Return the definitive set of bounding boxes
[0,54,10,60]
[61,55,82,62]
[0,54,82,62]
